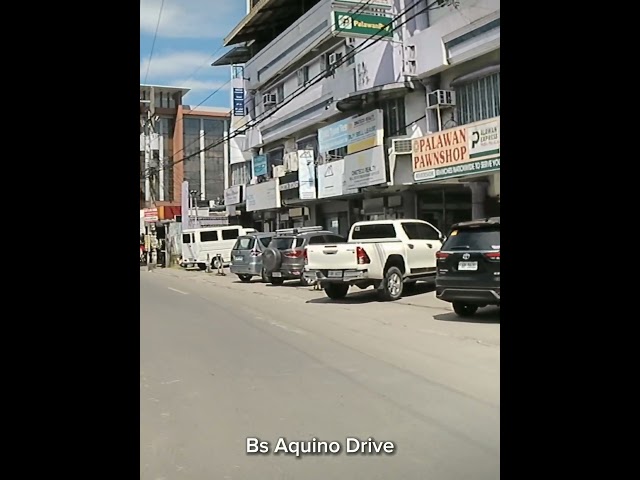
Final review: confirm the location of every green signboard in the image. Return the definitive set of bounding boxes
[333,11,393,38]
[414,158,500,183]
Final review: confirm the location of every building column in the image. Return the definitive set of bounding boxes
[468,181,489,220]
[199,122,206,201]
[401,190,417,218]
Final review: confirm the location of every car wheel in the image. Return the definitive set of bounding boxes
[197,263,207,271]
[324,283,349,300]
[237,274,252,283]
[452,302,479,317]
[269,276,284,285]
[378,266,404,301]
[299,273,311,286]
[260,268,269,283]
[212,257,222,270]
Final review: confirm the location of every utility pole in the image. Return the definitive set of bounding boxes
[142,87,159,270]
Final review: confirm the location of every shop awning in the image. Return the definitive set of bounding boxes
[211,46,252,67]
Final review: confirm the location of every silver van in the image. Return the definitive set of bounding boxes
[229,232,274,282]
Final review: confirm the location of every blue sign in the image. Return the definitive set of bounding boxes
[233,88,245,117]
[253,155,268,177]
[318,117,350,153]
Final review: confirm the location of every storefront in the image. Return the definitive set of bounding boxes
[411,116,500,223]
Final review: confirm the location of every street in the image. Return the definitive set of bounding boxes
[140,268,500,479]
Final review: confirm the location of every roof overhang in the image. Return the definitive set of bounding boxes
[336,81,416,112]
[223,0,305,46]
[211,46,252,67]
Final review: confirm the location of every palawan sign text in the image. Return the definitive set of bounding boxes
[412,117,500,182]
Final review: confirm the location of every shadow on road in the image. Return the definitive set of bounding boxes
[434,307,500,324]
[305,281,436,305]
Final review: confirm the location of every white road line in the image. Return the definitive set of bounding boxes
[167,287,188,295]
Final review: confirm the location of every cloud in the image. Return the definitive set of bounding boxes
[140,0,245,39]
[140,51,215,80]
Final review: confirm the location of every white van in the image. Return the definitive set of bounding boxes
[181,226,257,270]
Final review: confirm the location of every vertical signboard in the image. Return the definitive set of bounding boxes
[252,155,268,177]
[297,150,316,200]
[233,88,245,117]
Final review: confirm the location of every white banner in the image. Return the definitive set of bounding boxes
[317,159,358,198]
[245,180,281,212]
[344,145,387,189]
[297,150,317,200]
[224,185,242,205]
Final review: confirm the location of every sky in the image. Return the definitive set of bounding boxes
[140,0,247,107]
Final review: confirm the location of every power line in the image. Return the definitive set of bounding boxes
[142,0,166,85]
[144,0,378,177]
[142,0,444,180]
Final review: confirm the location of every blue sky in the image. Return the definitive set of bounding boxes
[140,0,247,107]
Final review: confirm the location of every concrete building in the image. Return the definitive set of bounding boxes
[216,0,499,234]
[139,84,231,215]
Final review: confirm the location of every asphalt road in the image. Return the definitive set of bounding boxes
[140,270,500,480]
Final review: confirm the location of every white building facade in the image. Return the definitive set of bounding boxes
[217,0,499,234]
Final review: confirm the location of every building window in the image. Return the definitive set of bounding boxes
[382,98,406,138]
[267,147,284,175]
[276,84,285,104]
[297,65,310,86]
[456,72,500,125]
[346,44,356,66]
[231,162,250,186]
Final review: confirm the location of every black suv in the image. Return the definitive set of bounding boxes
[435,217,500,317]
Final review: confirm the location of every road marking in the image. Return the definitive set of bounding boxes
[269,321,306,335]
[167,287,188,295]
[160,379,181,385]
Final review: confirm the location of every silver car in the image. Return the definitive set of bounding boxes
[229,233,274,283]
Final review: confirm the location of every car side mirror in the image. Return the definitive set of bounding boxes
[439,234,446,243]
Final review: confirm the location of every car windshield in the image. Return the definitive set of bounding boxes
[443,226,500,251]
[233,237,255,250]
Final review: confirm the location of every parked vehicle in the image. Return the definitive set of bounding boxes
[181,226,257,271]
[229,232,275,283]
[435,217,500,317]
[304,219,444,301]
[262,227,346,286]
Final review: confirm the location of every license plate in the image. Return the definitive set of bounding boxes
[233,256,243,261]
[272,272,282,277]
[458,261,478,271]
[327,270,343,278]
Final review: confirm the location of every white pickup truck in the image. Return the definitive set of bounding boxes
[304,219,445,301]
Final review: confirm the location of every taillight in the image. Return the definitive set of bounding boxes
[436,251,450,260]
[284,250,304,258]
[250,249,260,257]
[303,248,308,265]
[356,246,370,265]
[484,252,500,261]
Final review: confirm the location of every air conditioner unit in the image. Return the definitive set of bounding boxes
[346,37,357,46]
[405,45,416,60]
[390,137,413,155]
[427,90,455,109]
[284,151,298,172]
[403,60,417,77]
[263,93,277,106]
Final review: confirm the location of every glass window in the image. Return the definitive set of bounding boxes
[442,226,500,251]
[270,237,296,250]
[456,72,500,125]
[402,222,441,240]
[221,228,240,240]
[259,236,273,247]
[199,231,219,242]
[182,233,191,244]
[308,235,326,245]
[276,84,285,104]
[233,237,255,250]
[351,224,396,240]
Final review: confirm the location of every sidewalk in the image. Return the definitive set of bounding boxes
[146,266,453,312]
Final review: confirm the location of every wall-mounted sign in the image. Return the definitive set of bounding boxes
[233,88,245,117]
[334,0,393,8]
[144,208,158,222]
[317,159,358,199]
[318,109,383,154]
[246,179,281,212]
[332,11,393,39]
[343,145,387,190]
[412,116,500,183]
[297,150,317,200]
[252,154,268,177]
[278,172,300,201]
[224,185,243,206]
